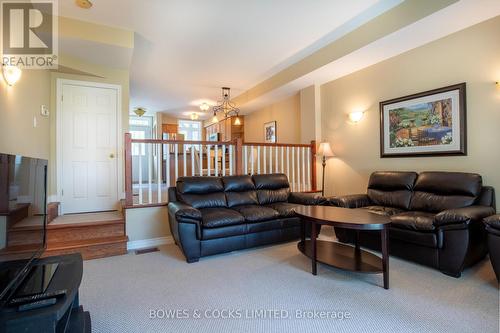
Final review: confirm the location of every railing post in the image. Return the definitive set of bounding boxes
[124,133,133,206]
[235,138,243,175]
[310,140,317,191]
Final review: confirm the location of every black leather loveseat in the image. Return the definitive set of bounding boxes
[330,171,496,277]
[167,174,325,263]
[483,215,500,281]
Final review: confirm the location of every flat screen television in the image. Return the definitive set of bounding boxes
[0,153,48,304]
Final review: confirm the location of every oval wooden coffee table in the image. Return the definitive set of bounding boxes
[294,206,391,289]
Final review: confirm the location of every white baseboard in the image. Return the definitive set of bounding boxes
[127,236,174,251]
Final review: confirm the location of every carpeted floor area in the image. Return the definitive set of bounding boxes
[80,230,499,333]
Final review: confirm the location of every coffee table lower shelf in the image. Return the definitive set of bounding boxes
[297,240,383,274]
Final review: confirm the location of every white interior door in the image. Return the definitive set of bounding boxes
[61,83,118,214]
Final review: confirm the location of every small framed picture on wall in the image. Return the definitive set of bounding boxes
[264,121,277,143]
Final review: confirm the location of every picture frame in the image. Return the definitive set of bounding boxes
[264,121,277,143]
[380,83,466,158]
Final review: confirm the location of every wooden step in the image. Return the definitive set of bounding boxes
[43,236,128,260]
[47,202,60,224]
[46,220,125,243]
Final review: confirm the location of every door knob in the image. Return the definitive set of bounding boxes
[109,153,115,159]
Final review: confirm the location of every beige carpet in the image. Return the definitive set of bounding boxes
[80,230,499,333]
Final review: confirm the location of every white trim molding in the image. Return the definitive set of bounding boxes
[127,236,174,251]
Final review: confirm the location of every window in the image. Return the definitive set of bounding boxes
[178,120,201,151]
[129,116,153,156]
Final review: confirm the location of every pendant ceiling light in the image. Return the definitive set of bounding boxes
[212,87,241,124]
[133,107,146,117]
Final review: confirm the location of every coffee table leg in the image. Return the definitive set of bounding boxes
[381,226,389,289]
[300,218,305,243]
[311,221,317,276]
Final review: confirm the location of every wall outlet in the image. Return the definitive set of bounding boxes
[41,105,49,117]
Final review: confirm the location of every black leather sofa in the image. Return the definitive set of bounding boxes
[167,174,325,263]
[330,171,496,277]
[483,215,500,281]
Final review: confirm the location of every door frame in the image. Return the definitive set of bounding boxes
[56,79,123,215]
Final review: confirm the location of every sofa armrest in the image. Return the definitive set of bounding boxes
[484,214,500,232]
[328,194,371,208]
[288,192,326,205]
[434,206,496,228]
[168,202,202,222]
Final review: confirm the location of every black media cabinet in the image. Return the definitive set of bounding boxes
[0,253,91,333]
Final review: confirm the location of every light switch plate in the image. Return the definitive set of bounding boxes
[33,116,37,128]
[40,105,49,117]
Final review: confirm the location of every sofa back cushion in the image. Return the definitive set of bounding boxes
[222,175,258,207]
[367,171,418,210]
[409,172,482,212]
[176,177,226,209]
[253,174,290,205]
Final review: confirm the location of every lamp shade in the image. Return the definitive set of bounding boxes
[317,141,334,157]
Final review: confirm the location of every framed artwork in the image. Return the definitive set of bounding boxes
[380,83,466,158]
[264,121,277,143]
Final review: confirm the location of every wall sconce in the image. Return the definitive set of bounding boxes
[2,65,22,86]
[349,111,364,123]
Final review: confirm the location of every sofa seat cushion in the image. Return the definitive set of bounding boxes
[390,211,436,231]
[390,227,440,248]
[201,224,248,240]
[266,202,304,218]
[232,205,280,222]
[361,206,404,216]
[200,208,245,228]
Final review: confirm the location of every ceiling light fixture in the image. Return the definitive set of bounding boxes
[133,107,146,117]
[199,103,210,112]
[190,113,199,120]
[212,87,240,121]
[75,0,93,9]
[2,65,22,86]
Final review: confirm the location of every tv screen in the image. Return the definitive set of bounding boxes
[0,154,47,302]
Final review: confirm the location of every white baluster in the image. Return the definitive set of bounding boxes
[229,144,233,175]
[291,147,295,192]
[286,147,290,182]
[215,144,219,177]
[307,147,311,191]
[250,146,255,175]
[157,144,162,203]
[183,145,187,176]
[207,145,211,176]
[269,146,273,173]
[244,145,248,175]
[148,144,152,204]
[174,144,178,184]
[222,145,226,176]
[302,147,307,191]
[191,145,195,176]
[281,146,284,174]
[138,143,143,205]
[263,146,267,174]
[275,145,279,173]
[257,146,261,174]
[199,144,203,176]
[166,144,170,188]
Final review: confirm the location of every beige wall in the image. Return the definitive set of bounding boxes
[125,206,170,242]
[321,17,500,208]
[0,70,51,159]
[244,93,301,143]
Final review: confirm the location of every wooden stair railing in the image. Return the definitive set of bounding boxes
[124,133,317,207]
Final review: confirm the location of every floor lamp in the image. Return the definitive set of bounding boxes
[317,141,334,196]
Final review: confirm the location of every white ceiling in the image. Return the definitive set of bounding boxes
[59,0,401,118]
